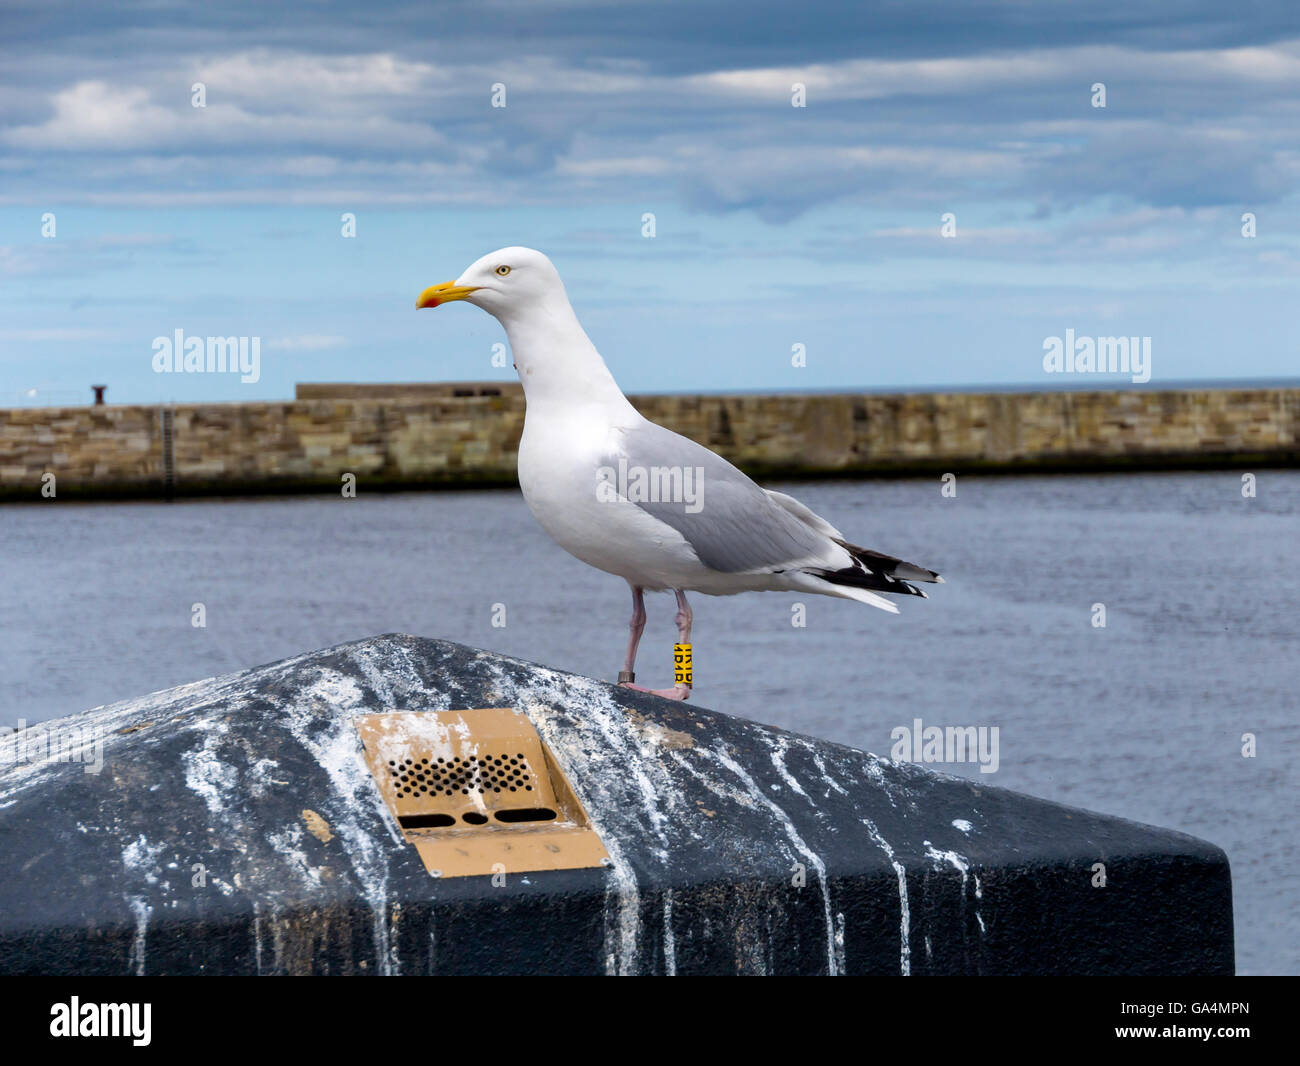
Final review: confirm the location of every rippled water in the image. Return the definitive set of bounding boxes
[3,471,1296,974]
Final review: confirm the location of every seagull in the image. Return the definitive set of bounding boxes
[418,247,941,700]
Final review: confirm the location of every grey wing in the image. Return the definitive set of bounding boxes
[604,420,831,573]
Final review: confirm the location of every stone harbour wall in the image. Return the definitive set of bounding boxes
[1,385,1296,500]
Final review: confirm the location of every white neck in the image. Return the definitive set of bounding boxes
[497,297,636,417]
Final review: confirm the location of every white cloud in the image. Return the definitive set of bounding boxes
[5,81,181,149]
[195,50,442,98]
[555,155,676,178]
[3,71,448,152]
[4,36,1299,217]
[0,327,108,341]
[690,40,1300,101]
[265,335,348,350]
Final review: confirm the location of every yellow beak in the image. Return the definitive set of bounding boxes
[416,281,480,309]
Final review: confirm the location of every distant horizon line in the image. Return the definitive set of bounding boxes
[637,376,1300,397]
[299,375,1300,397]
[6,375,1299,409]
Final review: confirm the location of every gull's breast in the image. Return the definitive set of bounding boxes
[517,410,705,586]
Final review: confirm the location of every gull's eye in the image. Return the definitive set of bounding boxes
[495,265,511,276]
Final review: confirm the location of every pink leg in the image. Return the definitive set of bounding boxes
[618,588,692,701]
[618,585,647,682]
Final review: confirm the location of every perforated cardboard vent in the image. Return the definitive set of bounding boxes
[354,707,610,879]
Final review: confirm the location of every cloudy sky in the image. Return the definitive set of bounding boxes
[2,0,1297,404]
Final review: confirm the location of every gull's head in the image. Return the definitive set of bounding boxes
[416,246,565,322]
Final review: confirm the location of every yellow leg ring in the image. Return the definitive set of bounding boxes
[673,643,692,686]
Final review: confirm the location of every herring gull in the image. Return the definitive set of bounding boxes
[418,247,941,700]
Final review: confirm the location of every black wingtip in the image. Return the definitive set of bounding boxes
[834,540,942,585]
[810,564,929,598]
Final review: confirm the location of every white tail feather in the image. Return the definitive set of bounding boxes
[788,571,900,614]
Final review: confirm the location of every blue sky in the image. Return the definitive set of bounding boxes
[2,0,1298,404]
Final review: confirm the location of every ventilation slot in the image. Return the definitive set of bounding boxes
[398,813,456,830]
[355,707,610,880]
[495,808,557,823]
